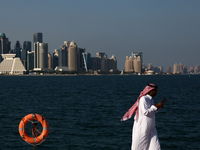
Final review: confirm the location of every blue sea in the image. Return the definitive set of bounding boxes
[0,75,199,150]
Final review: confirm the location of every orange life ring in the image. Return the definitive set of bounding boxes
[19,114,49,145]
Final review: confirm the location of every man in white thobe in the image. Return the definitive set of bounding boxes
[121,83,166,150]
[132,94,160,150]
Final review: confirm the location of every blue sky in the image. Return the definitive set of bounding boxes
[1,0,200,71]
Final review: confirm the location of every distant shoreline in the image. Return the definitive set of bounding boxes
[0,73,198,76]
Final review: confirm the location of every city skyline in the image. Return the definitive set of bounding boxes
[1,31,199,73]
[1,0,200,71]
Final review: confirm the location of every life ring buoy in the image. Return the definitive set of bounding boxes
[19,114,49,145]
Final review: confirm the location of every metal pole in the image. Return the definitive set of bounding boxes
[33,145,35,150]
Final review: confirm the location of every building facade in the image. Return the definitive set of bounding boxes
[23,41,31,52]
[58,45,68,67]
[125,56,133,72]
[68,41,77,71]
[82,52,91,71]
[0,33,8,62]
[34,42,40,69]
[33,33,43,43]
[48,52,52,69]
[125,52,142,73]
[39,43,48,69]
[53,49,59,69]
[27,51,34,70]
[173,63,183,74]
[78,48,85,71]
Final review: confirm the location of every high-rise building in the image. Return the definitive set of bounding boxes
[23,41,31,52]
[82,52,91,71]
[101,54,107,72]
[27,51,34,70]
[58,45,68,67]
[53,49,59,69]
[148,63,153,70]
[90,57,101,71]
[68,41,77,71]
[33,33,43,43]
[96,52,106,71]
[142,63,147,70]
[78,48,85,71]
[39,43,48,69]
[64,41,70,47]
[99,54,117,73]
[108,55,117,72]
[194,65,200,74]
[125,56,133,72]
[0,33,7,62]
[173,63,183,74]
[167,67,172,73]
[21,41,31,69]
[33,33,43,70]
[133,55,141,73]
[20,49,27,69]
[34,42,40,69]
[14,41,21,58]
[189,66,194,73]
[6,39,11,54]
[132,52,142,73]
[48,52,52,69]
[183,65,188,74]
[158,66,163,72]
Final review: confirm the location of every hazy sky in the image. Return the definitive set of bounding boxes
[1,0,200,71]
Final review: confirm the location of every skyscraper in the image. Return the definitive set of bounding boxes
[108,55,117,72]
[14,41,21,58]
[68,41,77,71]
[33,33,48,70]
[173,63,183,74]
[27,51,34,70]
[53,49,59,69]
[96,52,106,71]
[78,48,85,71]
[90,57,101,71]
[20,49,27,69]
[125,56,133,72]
[0,33,7,62]
[23,41,31,52]
[39,43,48,69]
[133,55,141,73]
[48,52,52,69]
[132,52,142,73]
[167,67,172,73]
[33,33,43,43]
[183,65,188,74]
[58,45,68,67]
[34,42,40,69]
[82,52,91,71]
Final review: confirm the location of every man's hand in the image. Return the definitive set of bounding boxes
[155,103,164,109]
[155,98,166,110]
[161,98,166,103]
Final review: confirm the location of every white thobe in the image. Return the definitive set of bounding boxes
[131,94,161,150]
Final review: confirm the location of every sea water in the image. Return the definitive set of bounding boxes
[0,75,199,150]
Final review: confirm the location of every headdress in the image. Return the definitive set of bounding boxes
[121,83,158,121]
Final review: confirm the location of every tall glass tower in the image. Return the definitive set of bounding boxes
[0,33,7,62]
[39,43,48,69]
[33,33,43,43]
[23,41,31,52]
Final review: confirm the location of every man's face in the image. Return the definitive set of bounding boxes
[150,89,157,97]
